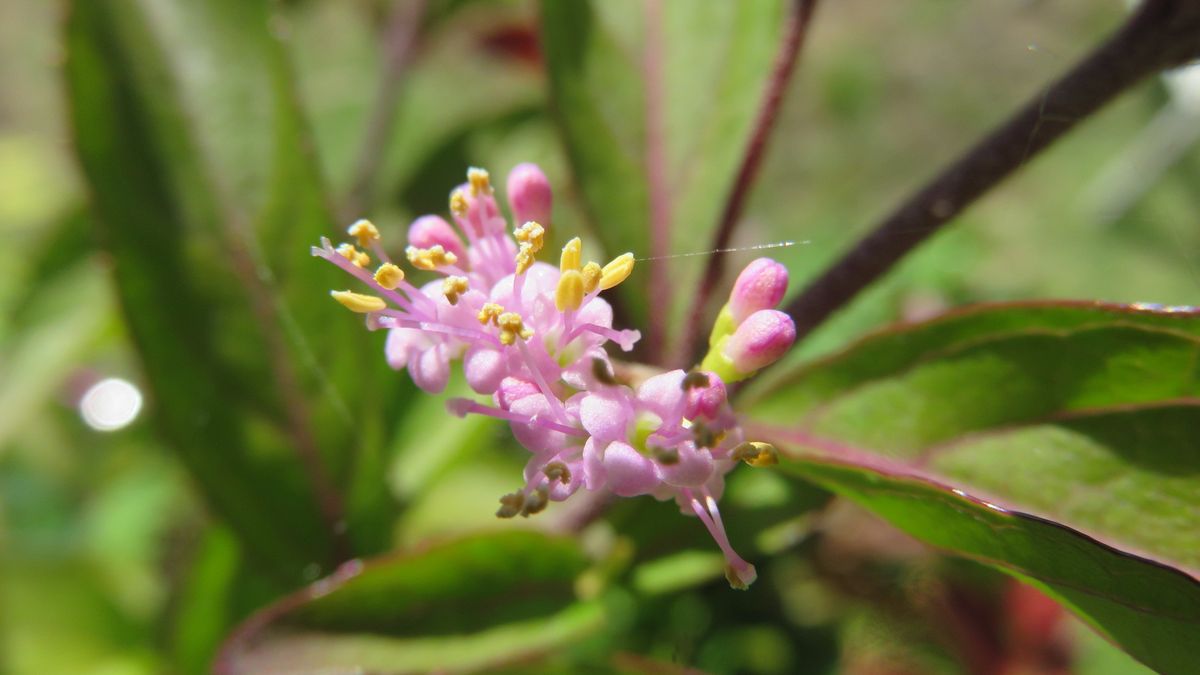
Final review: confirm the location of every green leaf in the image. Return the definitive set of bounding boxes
[64,0,401,581]
[214,530,606,674]
[745,301,1200,673]
[540,0,786,328]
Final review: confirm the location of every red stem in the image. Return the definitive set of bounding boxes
[682,0,819,365]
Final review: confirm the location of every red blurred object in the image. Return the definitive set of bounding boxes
[479,24,541,66]
[1001,582,1070,675]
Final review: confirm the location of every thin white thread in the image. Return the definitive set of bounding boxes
[635,240,806,262]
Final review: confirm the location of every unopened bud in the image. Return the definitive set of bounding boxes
[729,258,788,324]
[506,163,553,226]
[701,309,795,382]
[723,309,795,374]
[684,371,727,420]
[407,215,465,260]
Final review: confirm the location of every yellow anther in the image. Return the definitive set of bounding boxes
[406,244,458,271]
[442,276,469,305]
[732,441,779,468]
[555,269,585,312]
[478,302,504,326]
[513,222,546,275]
[330,290,386,313]
[347,219,380,248]
[336,243,371,268]
[516,244,536,275]
[497,311,533,346]
[599,252,635,290]
[560,237,582,272]
[374,263,404,290]
[450,188,469,217]
[467,167,492,197]
[580,261,602,294]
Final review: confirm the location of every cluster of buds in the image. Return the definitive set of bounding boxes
[314,165,796,589]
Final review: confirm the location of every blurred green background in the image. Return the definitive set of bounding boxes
[1,0,1194,672]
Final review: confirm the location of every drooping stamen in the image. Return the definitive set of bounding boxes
[685,489,757,590]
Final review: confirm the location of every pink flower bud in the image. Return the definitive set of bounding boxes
[684,372,727,421]
[496,377,539,409]
[506,163,553,225]
[723,309,796,374]
[729,258,788,324]
[464,346,506,394]
[408,215,465,260]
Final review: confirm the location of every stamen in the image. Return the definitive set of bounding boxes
[315,237,423,315]
[543,461,571,484]
[337,243,371,268]
[374,263,405,290]
[467,167,492,197]
[522,486,549,516]
[599,253,635,290]
[330,290,386,313]
[376,314,502,347]
[580,261,602,294]
[496,491,524,518]
[731,441,779,467]
[478,303,504,326]
[406,245,458,270]
[560,237,582,272]
[555,270,585,312]
[514,221,545,249]
[685,489,757,590]
[574,324,641,352]
[497,312,534,345]
[450,188,469,218]
[442,276,469,305]
[513,222,545,275]
[347,219,380,248]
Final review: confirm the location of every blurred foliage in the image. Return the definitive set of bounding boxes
[1,0,1196,672]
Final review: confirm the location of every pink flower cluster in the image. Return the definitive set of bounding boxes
[314,165,795,589]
